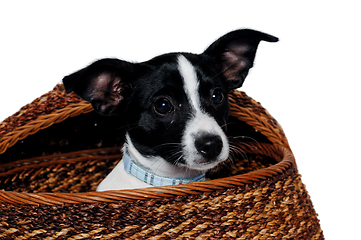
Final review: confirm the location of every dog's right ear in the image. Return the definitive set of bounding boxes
[63,58,135,116]
[203,29,278,90]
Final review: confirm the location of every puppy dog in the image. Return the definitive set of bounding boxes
[63,29,278,191]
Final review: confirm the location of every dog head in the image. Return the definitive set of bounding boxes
[63,29,278,173]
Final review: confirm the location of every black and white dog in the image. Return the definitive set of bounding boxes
[63,29,278,191]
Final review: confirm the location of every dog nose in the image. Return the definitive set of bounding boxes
[195,134,223,161]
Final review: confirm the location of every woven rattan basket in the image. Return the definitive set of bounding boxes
[0,85,323,239]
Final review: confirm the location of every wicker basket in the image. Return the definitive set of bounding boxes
[0,85,323,239]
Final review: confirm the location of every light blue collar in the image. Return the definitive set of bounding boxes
[123,152,206,187]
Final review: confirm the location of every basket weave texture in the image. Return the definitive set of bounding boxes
[0,85,323,239]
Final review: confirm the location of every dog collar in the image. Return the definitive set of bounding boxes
[123,152,206,187]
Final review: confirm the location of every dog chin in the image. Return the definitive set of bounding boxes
[181,147,229,171]
[179,158,227,172]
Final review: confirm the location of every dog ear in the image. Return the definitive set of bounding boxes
[63,58,135,116]
[204,29,278,90]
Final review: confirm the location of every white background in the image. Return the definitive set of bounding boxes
[1,1,360,239]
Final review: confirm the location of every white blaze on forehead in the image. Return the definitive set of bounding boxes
[177,55,202,112]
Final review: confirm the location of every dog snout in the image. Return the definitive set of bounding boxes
[195,134,223,161]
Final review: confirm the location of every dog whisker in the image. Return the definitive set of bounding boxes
[123,124,140,132]
[153,142,181,149]
[228,143,248,162]
[229,135,262,148]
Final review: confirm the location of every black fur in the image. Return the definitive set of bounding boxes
[63,29,278,165]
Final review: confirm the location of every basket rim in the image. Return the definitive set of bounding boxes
[0,101,93,155]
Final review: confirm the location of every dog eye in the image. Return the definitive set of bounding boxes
[153,98,174,115]
[212,89,224,105]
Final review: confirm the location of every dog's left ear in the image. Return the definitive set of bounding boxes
[63,58,135,116]
[203,29,278,90]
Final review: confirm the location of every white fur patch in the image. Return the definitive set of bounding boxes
[125,133,203,178]
[177,55,201,113]
[177,55,229,170]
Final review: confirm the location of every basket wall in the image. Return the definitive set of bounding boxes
[0,85,323,239]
